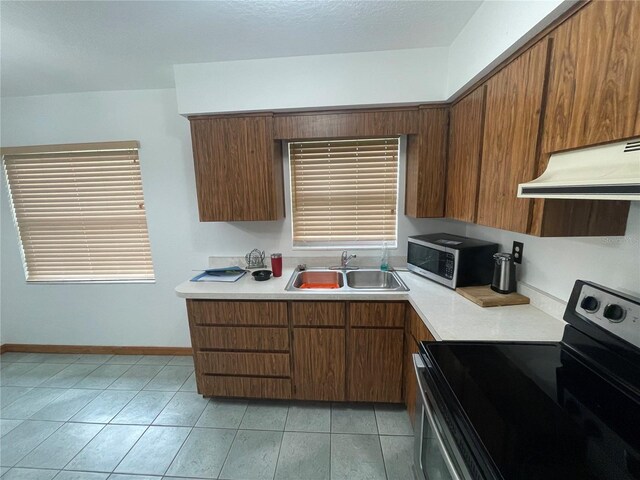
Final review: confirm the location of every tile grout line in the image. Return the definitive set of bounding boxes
[58,423,109,472]
[329,402,332,480]
[157,424,194,478]
[216,426,240,480]
[107,423,153,476]
[2,418,66,469]
[270,403,290,480]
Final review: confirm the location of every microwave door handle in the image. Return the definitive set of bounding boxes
[413,355,463,480]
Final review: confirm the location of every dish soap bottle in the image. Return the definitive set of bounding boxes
[380,242,390,271]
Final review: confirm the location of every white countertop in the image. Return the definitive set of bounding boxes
[175,268,567,342]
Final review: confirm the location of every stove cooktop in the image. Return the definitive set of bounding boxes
[424,339,639,479]
[419,280,640,480]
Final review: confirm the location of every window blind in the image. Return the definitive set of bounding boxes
[2,141,155,282]
[289,137,399,247]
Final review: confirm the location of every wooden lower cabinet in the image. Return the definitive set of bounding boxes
[349,302,405,328]
[405,329,420,426]
[293,327,345,401]
[199,376,291,399]
[187,300,293,399]
[187,300,434,404]
[348,328,404,403]
[404,306,436,425]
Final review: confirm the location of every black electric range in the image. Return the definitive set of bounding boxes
[416,280,640,480]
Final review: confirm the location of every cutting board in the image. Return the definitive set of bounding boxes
[456,285,530,307]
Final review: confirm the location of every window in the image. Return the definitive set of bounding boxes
[289,137,399,248]
[2,141,154,282]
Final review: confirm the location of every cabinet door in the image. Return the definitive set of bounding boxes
[190,115,283,221]
[529,0,639,237]
[542,0,640,154]
[348,328,404,403]
[293,328,345,401]
[446,86,487,222]
[476,40,549,233]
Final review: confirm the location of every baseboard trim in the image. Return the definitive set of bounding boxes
[0,344,193,356]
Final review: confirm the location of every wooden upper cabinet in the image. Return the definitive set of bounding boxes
[476,40,550,233]
[405,107,449,218]
[445,86,487,222]
[273,109,419,139]
[528,0,639,237]
[541,0,640,154]
[189,115,284,221]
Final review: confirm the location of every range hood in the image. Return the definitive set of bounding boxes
[518,138,640,200]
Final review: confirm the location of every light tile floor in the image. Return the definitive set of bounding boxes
[0,353,415,480]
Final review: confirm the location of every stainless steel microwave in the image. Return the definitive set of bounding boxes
[407,233,498,289]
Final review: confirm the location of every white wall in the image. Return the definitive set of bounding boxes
[173,1,577,115]
[174,47,449,115]
[462,206,640,301]
[0,88,463,346]
[446,0,575,98]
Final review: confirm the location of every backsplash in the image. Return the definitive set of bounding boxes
[464,203,640,302]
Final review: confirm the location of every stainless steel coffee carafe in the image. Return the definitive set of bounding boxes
[491,253,517,294]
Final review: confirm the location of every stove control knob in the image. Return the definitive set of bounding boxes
[603,304,625,323]
[580,296,600,313]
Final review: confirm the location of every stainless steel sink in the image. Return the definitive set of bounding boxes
[291,270,344,289]
[346,270,404,290]
[285,268,409,292]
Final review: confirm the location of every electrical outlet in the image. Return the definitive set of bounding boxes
[512,241,524,264]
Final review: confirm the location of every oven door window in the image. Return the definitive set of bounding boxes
[420,406,457,480]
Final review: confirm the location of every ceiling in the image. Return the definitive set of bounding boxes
[0,0,482,97]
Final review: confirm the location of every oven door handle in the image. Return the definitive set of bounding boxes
[413,354,463,480]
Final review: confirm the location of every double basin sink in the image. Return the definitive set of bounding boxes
[285,268,409,292]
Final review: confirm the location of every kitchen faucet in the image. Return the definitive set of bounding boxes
[340,250,357,269]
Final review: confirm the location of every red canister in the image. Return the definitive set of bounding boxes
[271,253,283,277]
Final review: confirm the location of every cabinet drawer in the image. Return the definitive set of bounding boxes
[197,352,290,377]
[291,302,345,327]
[192,326,289,351]
[349,302,405,328]
[200,375,291,399]
[187,300,288,326]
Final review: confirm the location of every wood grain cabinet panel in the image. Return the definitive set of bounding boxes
[445,86,487,223]
[191,326,289,351]
[476,40,549,233]
[408,306,435,342]
[349,302,405,328]
[189,114,284,221]
[293,328,346,401]
[528,0,639,237]
[404,330,420,426]
[405,305,436,424]
[542,0,640,155]
[291,302,346,327]
[187,300,288,326]
[405,107,449,218]
[273,109,420,139]
[348,328,404,403]
[200,376,291,399]
[197,351,290,377]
